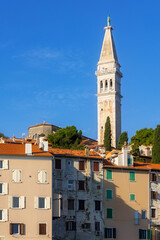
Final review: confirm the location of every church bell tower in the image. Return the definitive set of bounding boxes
[95,16,122,148]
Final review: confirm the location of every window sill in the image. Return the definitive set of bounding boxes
[37,182,49,184]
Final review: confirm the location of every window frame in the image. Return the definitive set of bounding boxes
[55,159,61,170]
[68,180,74,191]
[104,228,116,239]
[10,223,25,235]
[12,197,20,209]
[141,210,147,220]
[93,162,99,172]
[151,208,156,218]
[79,200,85,211]
[79,161,85,171]
[78,180,85,190]
[68,199,74,210]
[95,200,101,211]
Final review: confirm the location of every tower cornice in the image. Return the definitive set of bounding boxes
[95,69,123,78]
[96,91,122,98]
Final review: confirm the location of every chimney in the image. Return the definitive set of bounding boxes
[25,143,32,155]
[85,146,89,156]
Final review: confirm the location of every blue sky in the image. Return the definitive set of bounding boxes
[0,0,160,140]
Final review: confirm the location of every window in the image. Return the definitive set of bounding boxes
[38,170,47,183]
[105,80,108,89]
[129,171,135,181]
[68,180,74,190]
[66,221,76,231]
[106,189,112,200]
[106,208,112,219]
[0,183,8,195]
[110,79,112,88]
[151,173,158,181]
[0,161,3,169]
[128,158,132,166]
[151,191,157,199]
[39,197,45,209]
[79,181,85,190]
[95,222,100,231]
[135,210,139,224]
[151,208,156,218]
[104,228,116,238]
[12,169,21,182]
[68,199,74,210]
[100,81,103,88]
[39,223,46,235]
[0,209,8,221]
[141,210,147,220]
[0,160,8,170]
[82,223,90,229]
[106,169,112,180]
[9,196,25,209]
[79,200,85,210]
[13,197,19,208]
[95,201,101,211]
[10,223,25,235]
[34,197,50,209]
[139,229,151,239]
[55,159,61,169]
[79,161,85,171]
[93,162,99,171]
[130,194,135,201]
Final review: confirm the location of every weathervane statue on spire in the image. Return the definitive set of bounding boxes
[107,15,111,26]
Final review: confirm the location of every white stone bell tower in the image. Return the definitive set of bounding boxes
[95,17,122,148]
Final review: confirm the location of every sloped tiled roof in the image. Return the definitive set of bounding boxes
[0,143,52,157]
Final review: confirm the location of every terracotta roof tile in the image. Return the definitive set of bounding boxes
[49,147,103,159]
[0,143,52,156]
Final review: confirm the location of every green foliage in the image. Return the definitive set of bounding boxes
[47,126,84,150]
[0,132,9,139]
[117,131,128,150]
[152,125,160,163]
[104,116,111,151]
[130,128,154,156]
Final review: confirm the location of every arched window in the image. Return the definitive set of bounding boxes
[110,79,112,88]
[100,81,103,88]
[105,80,108,89]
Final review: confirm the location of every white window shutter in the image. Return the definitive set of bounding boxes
[38,171,41,183]
[34,197,38,209]
[44,171,47,183]
[12,170,21,182]
[2,209,8,221]
[3,160,8,170]
[20,196,25,209]
[12,170,16,182]
[8,196,12,208]
[45,197,51,209]
[3,183,8,195]
[18,170,21,182]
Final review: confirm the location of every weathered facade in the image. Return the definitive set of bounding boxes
[51,149,104,240]
[96,19,122,148]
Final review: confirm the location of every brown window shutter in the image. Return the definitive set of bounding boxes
[20,224,25,235]
[39,223,46,235]
[157,174,159,181]
[79,161,84,170]
[151,173,153,181]
[94,162,99,171]
[10,223,13,235]
[55,159,61,169]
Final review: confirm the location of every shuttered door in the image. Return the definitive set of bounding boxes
[39,223,46,235]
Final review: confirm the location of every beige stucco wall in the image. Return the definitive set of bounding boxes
[0,156,52,239]
[28,125,53,138]
[103,168,149,240]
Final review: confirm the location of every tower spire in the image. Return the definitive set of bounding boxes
[95,17,122,148]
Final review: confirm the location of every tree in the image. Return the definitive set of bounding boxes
[104,116,111,151]
[47,126,84,150]
[152,125,160,163]
[117,131,128,150]
[0,132,9,139]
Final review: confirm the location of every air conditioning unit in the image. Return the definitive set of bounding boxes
[96,231,100,236]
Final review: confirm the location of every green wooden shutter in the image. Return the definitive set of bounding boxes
[128,158,132,166]
[107,208,112,218]
[106,169,112,180]
[106,190,112,199]
[129,172,135,181]
[147,229,151,239]
[130,194,135,201]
